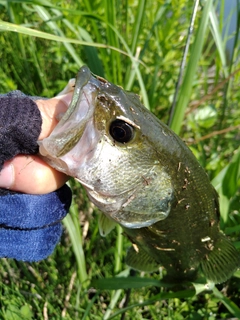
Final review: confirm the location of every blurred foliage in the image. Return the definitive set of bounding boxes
[0,0,240,319]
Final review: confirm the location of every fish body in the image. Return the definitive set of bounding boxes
[39,66,239,283]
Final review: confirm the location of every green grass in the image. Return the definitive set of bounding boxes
[0,0,240,318]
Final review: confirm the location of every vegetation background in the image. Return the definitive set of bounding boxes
[0,0,240,319]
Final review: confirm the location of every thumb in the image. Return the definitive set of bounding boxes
[0,155,69,194]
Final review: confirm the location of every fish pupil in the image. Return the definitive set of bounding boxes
[109,119,134,143]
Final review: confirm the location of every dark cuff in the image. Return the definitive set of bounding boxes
[0,91,42,169]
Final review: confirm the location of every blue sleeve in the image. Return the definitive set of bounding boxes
[0,185,72,261]
[0,91,72,261]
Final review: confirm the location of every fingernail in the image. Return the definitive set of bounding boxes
[0,162,14,189]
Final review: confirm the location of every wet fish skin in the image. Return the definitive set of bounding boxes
[39,66,239,283]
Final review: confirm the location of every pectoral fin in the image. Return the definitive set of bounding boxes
[98,212,117,237]
[126,245,159,272]
[200,234,240,283]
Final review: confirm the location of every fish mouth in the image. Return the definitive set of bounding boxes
[39,66,98,160]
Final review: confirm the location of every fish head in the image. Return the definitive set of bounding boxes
[39,66,174,229]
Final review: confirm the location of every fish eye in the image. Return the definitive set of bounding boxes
[109,119,134,143]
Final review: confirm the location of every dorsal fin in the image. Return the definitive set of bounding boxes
[200,234,240,283]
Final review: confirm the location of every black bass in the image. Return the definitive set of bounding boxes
[39,66,239,283]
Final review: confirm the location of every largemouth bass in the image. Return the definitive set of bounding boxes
[39,66,239,283]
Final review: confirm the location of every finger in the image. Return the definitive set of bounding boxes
[0,155,69,194]
[36,96,70,140]
[36,81,74,140]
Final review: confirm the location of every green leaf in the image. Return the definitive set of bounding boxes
[194,105,217,128]
[192,281,215,295]
[20,305,33,319]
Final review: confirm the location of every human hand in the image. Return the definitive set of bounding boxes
[0,81,75,194]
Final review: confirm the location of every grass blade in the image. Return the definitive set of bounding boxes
[168,0,200,125]
[0,20,129,56]
[92,276,172,290]
[213,286,240,318]
[130,0,146,54]
[107,289,195,319]
[63,198,88,288]
[209,4,228,77]
[169,0,213,134]
[33,5,83,67]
